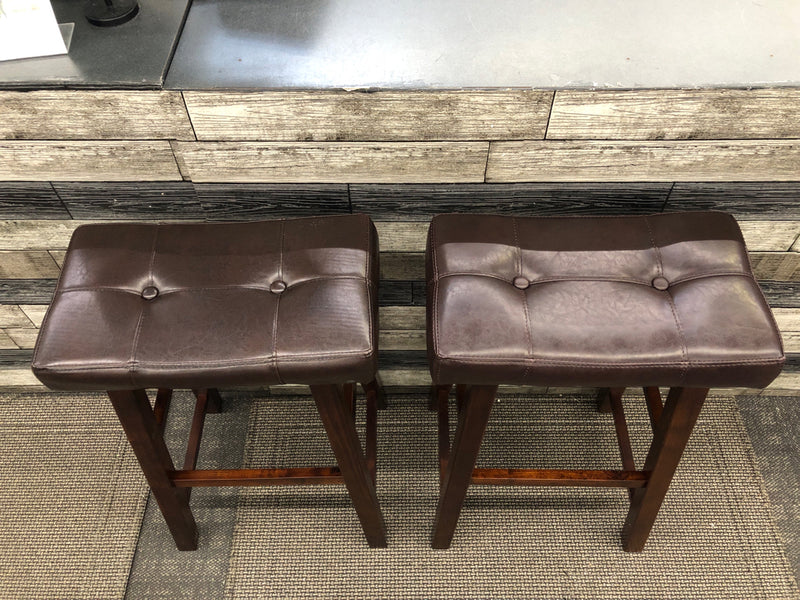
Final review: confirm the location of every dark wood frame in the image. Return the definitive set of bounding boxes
[431,384,708,552]
[109,380,388,550]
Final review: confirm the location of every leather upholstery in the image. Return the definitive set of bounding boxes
[427,212,784,388]
[32,215,379,390]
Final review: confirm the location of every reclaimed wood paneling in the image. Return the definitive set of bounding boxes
[0,305,34,328]
[183,90,553,142]
[0,221,84,250]
[750,253,800,281]
[374,222,428,252]
[666,183,800,219]
[759,282,800,308]
[351,183,670,220]
[18,305,47,328]
[739,222,800,251]
[0,183,69,219]
[379,330,426,351]
[49,251,66,268]
[782,332,800,354]
[378,281,414,306]
[53,182,200,220]
[172,142,489,183]
[774,308,800,331]
[0,91,195,140]
[0,280,56,303]
[0,251,60,279]
[547,89,800,140]
[195,184,350,219]
[0,367,43,388]
[0,142,183,182]
[487,141,800,183]
[0,331,17,350]
[379,306,425,330]
[4,328,37,349]
[381,253,425,280]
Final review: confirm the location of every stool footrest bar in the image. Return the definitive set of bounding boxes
[471,468,649,488]
[170,467,344,487]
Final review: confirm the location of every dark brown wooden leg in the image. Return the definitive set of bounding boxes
[205,388,222,414]
[362,380,379,485]
[436,384,452,486]
[429,384,452,412]
[597,387,625,413]
[108,389,198,551]
[311,384,387,548]
[622,386,708,552]
[363,375,388,410]
[455,384,468,414]
[153,388,173,430]
[431,384,497,549]
[343,383,356,421]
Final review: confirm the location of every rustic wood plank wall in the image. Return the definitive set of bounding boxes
[0,88,798,394]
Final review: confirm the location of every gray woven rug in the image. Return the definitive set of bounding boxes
[224,395,800,599]
[0,392,149,600]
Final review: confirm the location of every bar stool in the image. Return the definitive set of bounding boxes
[426,212,784,551]
[32,214,387,550]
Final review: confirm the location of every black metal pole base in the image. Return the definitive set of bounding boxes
[85,0,140,27]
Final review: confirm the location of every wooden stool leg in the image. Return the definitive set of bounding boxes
[622,386,708,552]
[108,389,198,551]
[205,388,222,414]
[362,377,388,410]
[431,384,497,549]
[362,380,379,484]
[429,384,452,412]
[597,387,625,413]
[311,384,387,548]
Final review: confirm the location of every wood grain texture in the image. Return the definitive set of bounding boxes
[0,367,42,387]
[759,282,800,308]
[0,251,60,278]
[351,183,669,220]
[0,305,34,328]
[4,328,37,349]
[49,251,66,268]
[487,141,800,183]
[739,222,800,252]
[750,253,800,281]
[172,142,489,183]
[381,253,425,280]
[379,306,425,330]
[18,305,47,328]
[0,91,194,140]
[379,330,426,351]
[374,222,428,252]
[0,280,56,303]
[183,90,552,142]
[53,182,200,220]
[547,89,800,140]
[0,220,83,250]
[0,332,18,350]
[774,308,800,331]
[0,142,182,181]
[666,183,800,219]
[194,183,350,219]
[782,332,800,354]
[0,182,69,219]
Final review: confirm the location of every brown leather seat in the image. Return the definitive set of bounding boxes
[32,214,386,551]
[427,211,784,389]
[33,214,379,390]
[427,211,784,552]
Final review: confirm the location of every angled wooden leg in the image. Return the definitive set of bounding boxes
[597,387,625,413]
[429,384,452,412]
[205,388,222,414]
[311,384,387,548]
[622,386,708,552]
[343,383,356,421]
[362,380,379,484]
[437,384,452,487]
[455,384,468,414]
[362,375,388,410]
[431,384,497,549]
[108,389,198,551]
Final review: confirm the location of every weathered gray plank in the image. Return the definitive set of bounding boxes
[0,91,195,140]
[195,183,350,219]
[547,89,800,140]
[379,306,425,330]
[49,251,66,269]
[183,90,552,142]
[0,305,33,328]
[0,182,69,219]
[374,222,428,252]
[4,328,37,349]
[0,367,43,388]
[18,305,47,328]
[381,253,425,280]
[0,331,18,350]
[0,280,56,303]
[0,142,182,182]
[666,183,800,219]
[0,251,60,279]
[750,253,800,281]
[53,182,200,220]
[351,182,670,220]
[739,222,800,252]
[760,282,800,308]
[0,220,84,250]
[486,141,800,182]
[379,330,426,351]
[172,142,489,183]
[774,308,800,332]
[782,332,800,354]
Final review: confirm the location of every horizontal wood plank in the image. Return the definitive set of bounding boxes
[548,89,800,140]
[760,282,800,308]
[0,367,43,388]
[53,182,200,220]
[0,332,18,350]
[0,305,34,328]
[381,253,425,280]
[0,91,194,140]
[194,183,350,219]
[18,305,47,328]
[0,251,60,279]
[374,222,429,252]
[0,220,84,250]
[773,308,800,332]
[379,330,426,351]
[172,142,489,183]
[739,222,800,252]
[666,183,800,219]
[0,280,56,303]
[184,90,552,142]
[4,328,37,349]
[750,253,800,281]
[0,142,182,182]
[782,332,800,354]
[0,182,69,219]
[379,306,425,330]
[487,141,800,182]
[351,183,669,220]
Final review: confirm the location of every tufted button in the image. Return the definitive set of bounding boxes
[270,280,288,294]
[651,277,670,291]
[513,276,530,290]
[141,286,159,300]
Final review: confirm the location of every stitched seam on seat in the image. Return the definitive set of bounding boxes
[513,217,534,375]
[129,226,160,387]
[364,219,375,355]
[436,356,784,366]
[645,216,689,383]
[431,220,443,384]
[273,220,286,385]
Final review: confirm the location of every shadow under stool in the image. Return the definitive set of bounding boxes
[32,214,387,550]
[426,212,785,551]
